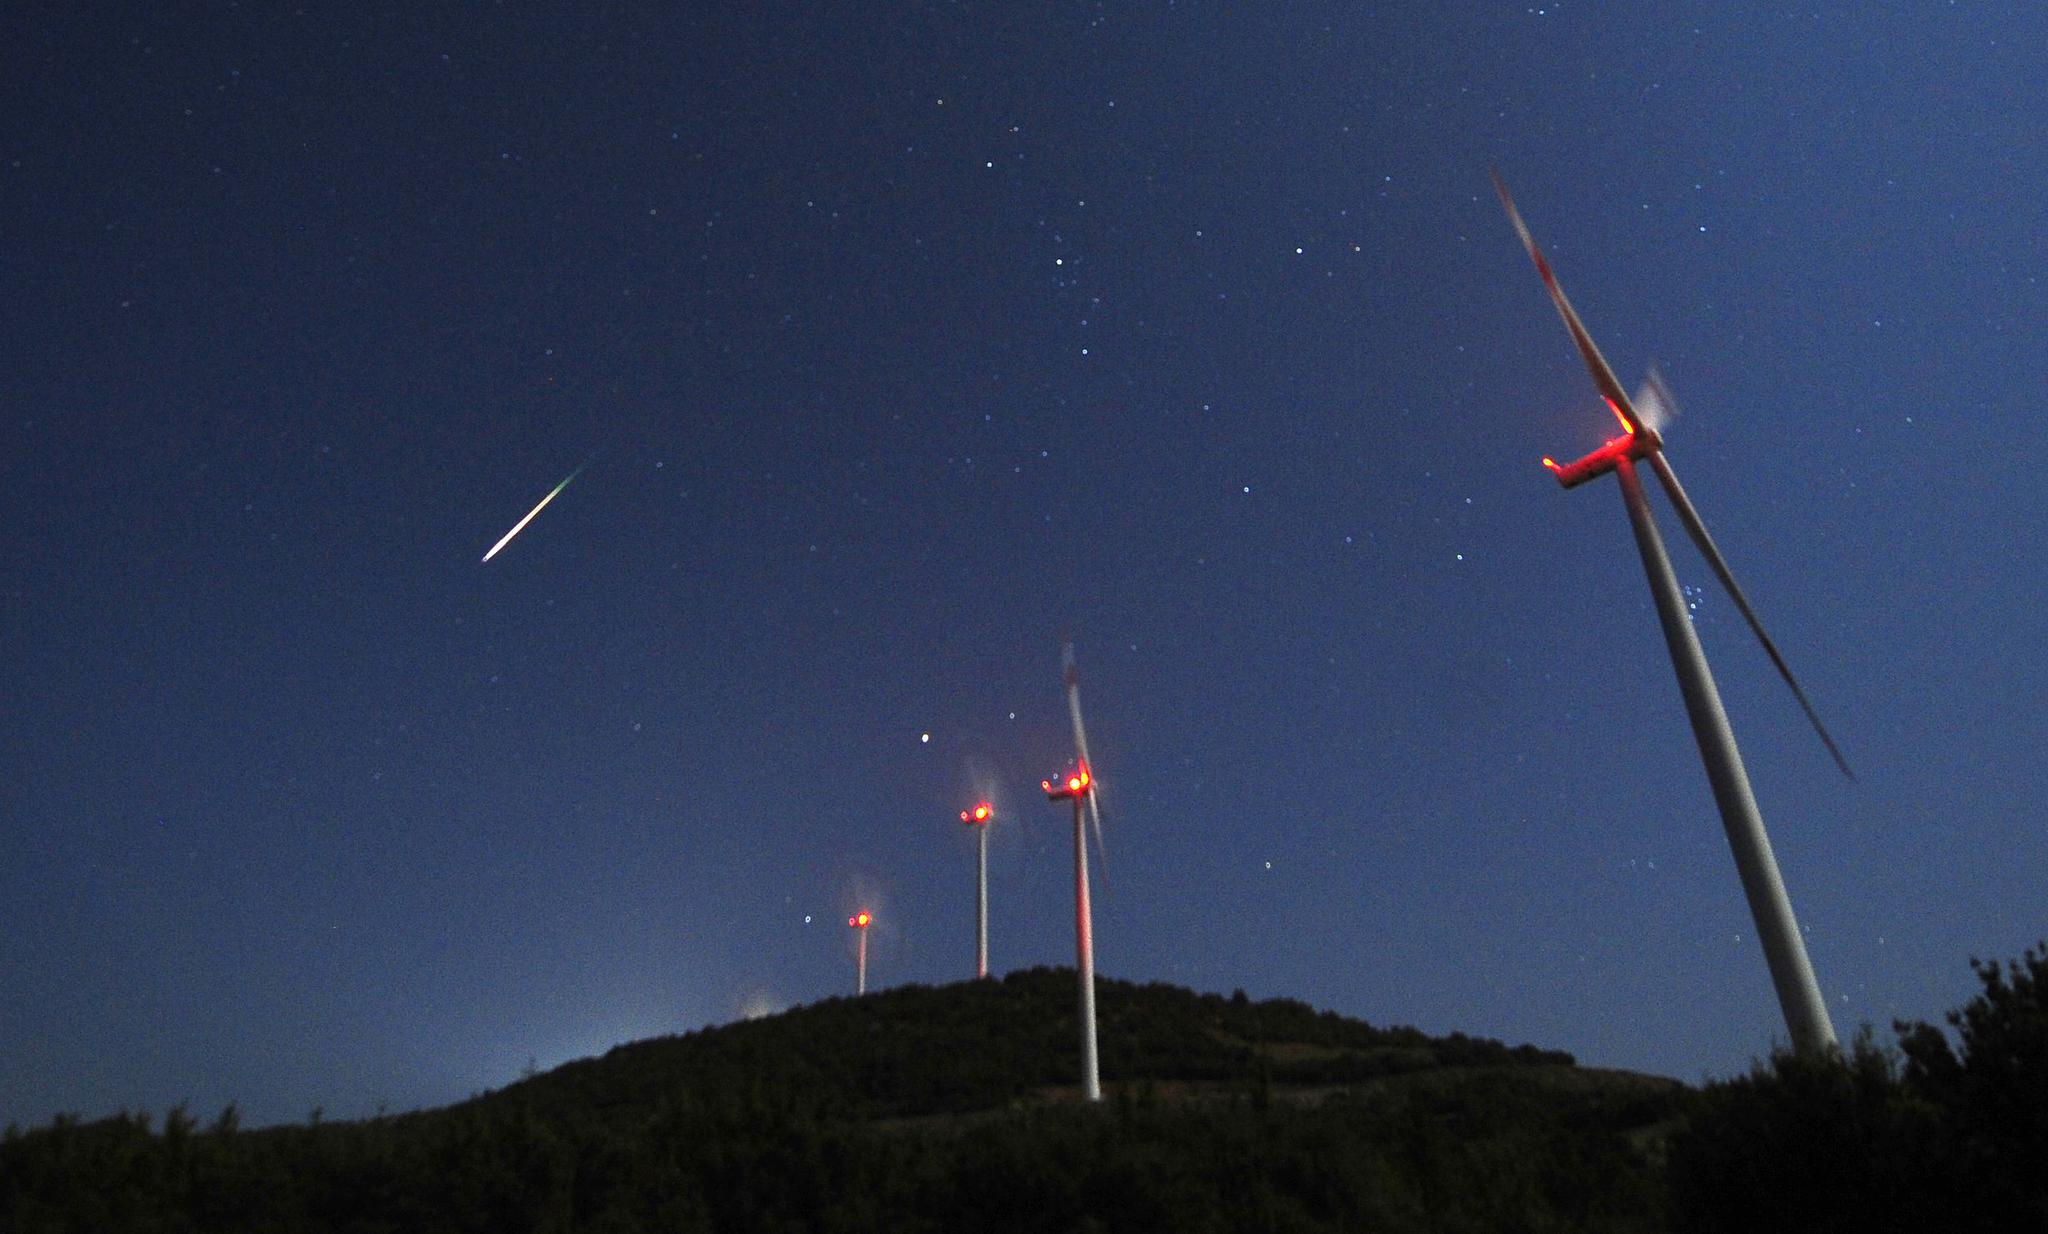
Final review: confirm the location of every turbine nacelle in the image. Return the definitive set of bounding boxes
[1042,765,1092,801]
[1542,397,1662,488]
[849,911,871,929]
[960,802,993,826]
[1543,433,1646,488]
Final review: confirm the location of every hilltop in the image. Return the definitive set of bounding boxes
[471,966,1632,1119]
[3,970,1684,1231]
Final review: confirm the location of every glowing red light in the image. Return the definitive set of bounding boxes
[1541,456,1560,471]
[1603,397,1634,435]
[1045,767,1093,800]
[850,911,870,928]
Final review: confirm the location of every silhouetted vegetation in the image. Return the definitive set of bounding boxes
[14,953,2047,1231]
[0,969,1673,1232]
[1671,942,2048,1233]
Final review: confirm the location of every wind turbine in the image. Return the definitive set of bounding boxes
[1043,764,1101,1101]
[960,801,994,979]
[849,910,871,996]
[1492,169,1851,1056]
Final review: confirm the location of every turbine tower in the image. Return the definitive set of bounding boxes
[1043,765,1101,1101]
[1493,169,1851,1056]
[960,802,994,979]
[849,910,871,996]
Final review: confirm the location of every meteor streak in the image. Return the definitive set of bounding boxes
[480,462,588,562]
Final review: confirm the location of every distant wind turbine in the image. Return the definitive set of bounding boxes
[960,802,994,979]
[1044,639,1110,1101]
[1493,169,1851,1056]
[849,910,871,996]
[1042,764,1100,1101]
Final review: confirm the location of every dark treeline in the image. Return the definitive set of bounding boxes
[1668,942,2048,1233]
[3,956,2042,1232]
[0,1079,1671,1232]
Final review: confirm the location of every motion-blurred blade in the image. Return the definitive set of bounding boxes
[1634,363,1681,437]
[1490,169,1653,441]
[1646,451,1855,780]
[1082,788,1109,896]
[1062,640,1111,894]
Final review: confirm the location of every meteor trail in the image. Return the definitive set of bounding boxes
[481,462,588,563]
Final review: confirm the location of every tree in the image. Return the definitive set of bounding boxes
[1671,942,2048,1233]
[1896,944,2048,1229]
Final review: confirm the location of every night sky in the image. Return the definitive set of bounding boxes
[8,4,2046,1129]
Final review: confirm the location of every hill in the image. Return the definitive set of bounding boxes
[474,966,1623,1119]
[1,969,1684,1232]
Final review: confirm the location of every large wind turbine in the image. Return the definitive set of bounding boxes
[1493,169,1851,1056]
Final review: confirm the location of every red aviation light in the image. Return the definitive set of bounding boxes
[850,911,871,929]
[1044,766,1092,800]
[961,802,993,824]
[1604,396,1634,435]
[1542,401,1651,488]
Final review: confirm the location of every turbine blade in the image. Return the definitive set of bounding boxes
[1634,363,1682,436]
[1646,451,1855,781]
[1084,787,1109,897]
[1062,639,1111,897]
[1490,169,1650,438]
[1061,640,1092,770]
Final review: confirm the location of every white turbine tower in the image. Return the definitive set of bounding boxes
[1493,169,1852,1055]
